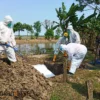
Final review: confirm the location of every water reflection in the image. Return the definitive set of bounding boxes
[17,43,55,55]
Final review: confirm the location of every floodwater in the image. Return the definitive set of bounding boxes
[17,43,56,55]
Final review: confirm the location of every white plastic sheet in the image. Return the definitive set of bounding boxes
[33,64,55,78]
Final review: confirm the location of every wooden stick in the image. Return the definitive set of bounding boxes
[63,57,67,82]
[86,80,93,100]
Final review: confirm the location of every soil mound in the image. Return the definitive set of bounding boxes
[0,56,52,100]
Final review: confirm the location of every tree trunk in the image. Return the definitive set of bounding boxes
[18,31,20,40]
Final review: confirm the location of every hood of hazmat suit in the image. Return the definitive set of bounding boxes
[67,25,81,43]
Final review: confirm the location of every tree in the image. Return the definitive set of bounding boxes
[55,27,62,39]
[45,29,54,40]
[53,2,98,46]
[76,0,100,13]
[42,20,54,30]
[13,22,24,39]
[76,0,100,5]
[53,2,85,33]
[33,21,41,39]
[23,23,33,39]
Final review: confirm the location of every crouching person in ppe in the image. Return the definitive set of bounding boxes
[0,15,17,63]
[59,43,87,75]
[53,32,69,62]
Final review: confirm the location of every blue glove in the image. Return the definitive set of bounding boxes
[13,47,18,52]
[5,43,11,47]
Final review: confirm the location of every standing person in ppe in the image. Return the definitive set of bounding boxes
[67,24,81,44]
[0,15,17,63]
[59,43,87,75]
[53,32,69,62]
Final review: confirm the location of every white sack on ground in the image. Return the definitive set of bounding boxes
[33,64,55,78]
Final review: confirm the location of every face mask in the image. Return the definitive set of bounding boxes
[7,22,13,28]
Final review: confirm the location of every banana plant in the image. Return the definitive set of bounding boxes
[53,2,86,33]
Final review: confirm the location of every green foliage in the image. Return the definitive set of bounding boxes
[76,0,100,13]
[13,22,24,32]
[55,35,60,39]
[23,23,33,32]
[13,22,24,39]
[22,23,33,40]
[45,29,54,40]
[54,2,85,32]
[55,27,62,39]
[54,2,100,49]
[13,22,33,40]
[74,12,97,30]
[18,35,22,40]
[76,0,100,5]
[30,35,35,39]
[33,21,41,39]
[50,95,60,100]
[30,30,34,39]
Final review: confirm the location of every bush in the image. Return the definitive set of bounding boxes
[55,35,60,39]
[18,36,22,40]
[45,29,54,40]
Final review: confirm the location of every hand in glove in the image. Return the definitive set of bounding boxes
[63,51,67,57]
[53,55,57,62]
[13,47,18,52]
[5,42,11,47]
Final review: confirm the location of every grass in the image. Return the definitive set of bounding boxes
[50,51,100,100]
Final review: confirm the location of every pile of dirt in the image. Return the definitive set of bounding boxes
[0,56,52,100]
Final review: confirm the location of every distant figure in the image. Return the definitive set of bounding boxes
[53,32,69,62]
[59,43,87,75]
[0,15,17,63]
[67,24,81,44]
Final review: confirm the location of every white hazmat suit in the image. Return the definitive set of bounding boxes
[54,36,68,55]
[60,43,87,74]
[0,15,16,62]
[53,32,69,62]
[67,25,81,44]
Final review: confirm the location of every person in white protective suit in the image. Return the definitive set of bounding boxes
[0,15,17,62]
[67,24,81,44]
[53,32,69,62]
[59,43,87,75]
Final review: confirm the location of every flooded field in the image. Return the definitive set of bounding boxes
[17,43,56,55]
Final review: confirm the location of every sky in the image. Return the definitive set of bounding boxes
[0,0,94,36]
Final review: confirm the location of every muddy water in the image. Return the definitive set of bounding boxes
[17,43,55,55]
